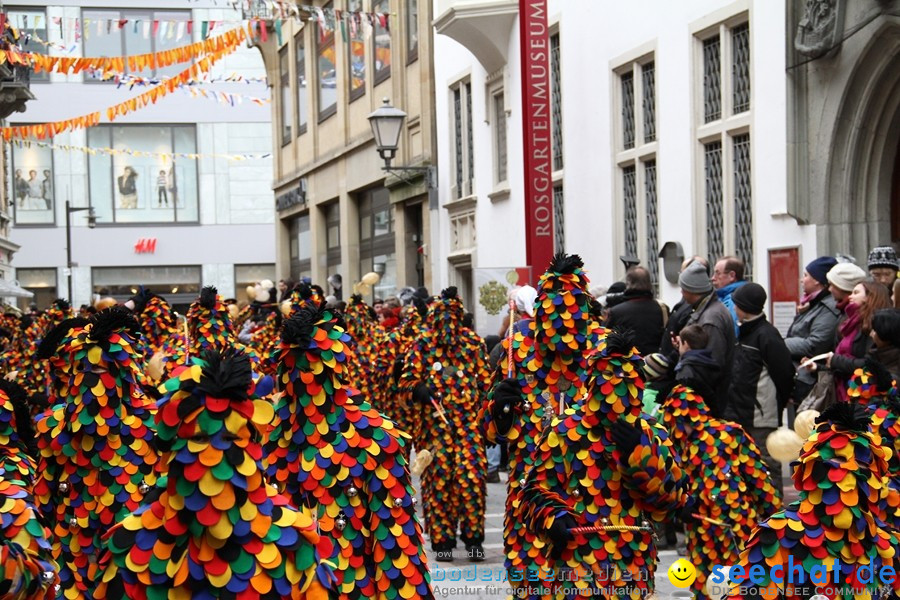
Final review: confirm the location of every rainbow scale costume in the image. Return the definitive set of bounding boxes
[736,403,900,600]
[341,295,383,410]
[519,332,685,599]
[398,287,491,558]
[33,307,160,599]
[661,384,781,599]
[96,350,333,599]
[127,288,180,360]
[481,254,606,582]
[265,306,433,599]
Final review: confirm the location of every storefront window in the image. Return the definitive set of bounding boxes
[358,187,395,299]
[93,265,201,311]
[7,9,49,81]
[87,125,199,224]
[15,268,56,310]
[235,264,276,301]
[9,136,54,225]
[324,201,341,279]
[289,213,311,280]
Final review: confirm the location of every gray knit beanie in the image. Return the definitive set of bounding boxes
[678,261,713,294]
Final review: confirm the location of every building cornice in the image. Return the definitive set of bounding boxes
[434,0,518,74]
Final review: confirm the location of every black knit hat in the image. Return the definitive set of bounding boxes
[868,246,899,271]
[732,282,767,315]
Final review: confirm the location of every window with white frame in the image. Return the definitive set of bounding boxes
[696,17,753,276]
[487,79,507,186]
[450,79,474,200]
[614,53,658,285]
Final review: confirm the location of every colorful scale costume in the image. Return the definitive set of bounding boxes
[0,380,38,490]
[372,303,425,446]
[96,350,333,599]
[33,307,160,599]
[736,404,900,600]
[250,309,282,376]
[341,295,383,409]
[398,287,491,555]
[127,288,180,360]
[848,362,900,531]
[660,384,781,599]
[0,478,57,600]
[481,254,606,580]
[161,286,259,378]
[265,305,433,599]
[17,300,74,397]
[520,332,685,599]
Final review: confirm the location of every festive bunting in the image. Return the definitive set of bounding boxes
[8,139,272,162]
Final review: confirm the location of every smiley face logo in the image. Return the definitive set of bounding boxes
[668,558,697,588]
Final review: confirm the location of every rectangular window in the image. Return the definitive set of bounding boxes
[373,0,391,84]
[550,32,563,171]
[7,9,48,81]
[10,134,55,225]
[87,125,199,224]
[702,35,722,123]
[642,61,656,143]
[279,47,292,144]
[82,10,190,79]
[296,33,308,135]
[358,187,396,299]
[15,267,56,311]
[407,0,419,63]
[704,141,724,264]
[621,72,635,150]
[644,160,659,288]
[450,80,474,199]
[348,0,366,101]
[623,165,638,259]
[289,213,311,280]
[553,184,565,254]
[324,201,341,277]
[493,91,508,184]
[732,23,751,114]
[235,264,276,297]
[93,265,201,310]
[733,133,753,276]
[317,2,337,121]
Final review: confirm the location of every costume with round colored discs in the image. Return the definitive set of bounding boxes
[95,350,333,599]
[265,305,433,599]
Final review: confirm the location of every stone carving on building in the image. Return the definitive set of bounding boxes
[794,0,846,57]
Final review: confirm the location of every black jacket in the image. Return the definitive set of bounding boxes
[674,349,721,415]
[725,316,795,429]
[606,290,665,357]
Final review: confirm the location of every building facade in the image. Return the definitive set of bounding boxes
[433,0,826,334]
[249,0,437,301]
[7,1,276,310]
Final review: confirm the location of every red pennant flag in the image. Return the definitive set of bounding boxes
[187,20,193,35]
[258,19,267,43]
[117,19,127,29]
[152,20,159,37]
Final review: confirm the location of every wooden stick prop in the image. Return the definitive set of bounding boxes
[568,525,653,535]
[691,513,727,527]
[431,396,450,425]
[180,312,190,363]
[506,298,516,378]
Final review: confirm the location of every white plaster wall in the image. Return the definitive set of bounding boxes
[434,0,818,309]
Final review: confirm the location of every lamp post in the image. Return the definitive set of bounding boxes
[367,98,437,189]
[65,200,97,303]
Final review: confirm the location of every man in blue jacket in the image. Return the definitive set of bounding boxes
[713,255,748,336]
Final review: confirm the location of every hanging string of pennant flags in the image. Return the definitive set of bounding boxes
[0,27,251,141]
[7,138,272,162]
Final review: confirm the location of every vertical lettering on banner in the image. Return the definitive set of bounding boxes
[519,0,554,272]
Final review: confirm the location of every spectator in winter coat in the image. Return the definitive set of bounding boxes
[605,266,667,356]
[868,245,900,293]
[658,256,710,358]
[827,280,891,401]
[678,260,736,414]
[673,324,720,413]
[713,256,748,336]
[783,256,840,404]
[724,282,794,493]
[869,309,900,381]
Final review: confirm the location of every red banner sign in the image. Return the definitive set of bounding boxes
[519,0,554,273]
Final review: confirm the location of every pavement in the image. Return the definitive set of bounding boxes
[412,460,798,599]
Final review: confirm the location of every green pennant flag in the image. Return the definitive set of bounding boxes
[275,19,283,46]
[201,20,208,40]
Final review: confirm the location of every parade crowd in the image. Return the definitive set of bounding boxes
[1,245,900,599]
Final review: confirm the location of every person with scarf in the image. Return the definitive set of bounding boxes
[95,349,333,599]
[32,307,160,599]
[733,404,900,600]
[518,331,685,599]
[661,384,781,599]
[265,305,434,599]
[481,253,606,586]
[398,287,491,563]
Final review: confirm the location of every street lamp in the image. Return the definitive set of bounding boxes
[65,200,97,303]
[368,98,436,189]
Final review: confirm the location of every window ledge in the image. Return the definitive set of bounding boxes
[488,185,510,203]
[444,194,477,212]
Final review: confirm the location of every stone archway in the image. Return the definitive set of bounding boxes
[822,20,900,258]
